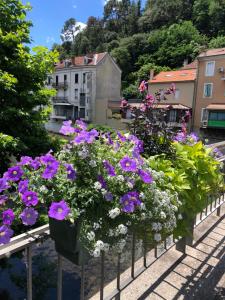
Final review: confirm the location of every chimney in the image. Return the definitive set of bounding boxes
[150,69,154,80]
[183,58,188,67]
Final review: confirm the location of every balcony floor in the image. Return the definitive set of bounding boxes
[91,204,225,300]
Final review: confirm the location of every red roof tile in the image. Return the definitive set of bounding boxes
[199,48,225,58]
[55,52,107,69]
[149,69,196,83]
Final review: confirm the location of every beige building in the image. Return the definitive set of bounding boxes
[193,48,225,132]
[149,67,196,128]
[46,52,121,133]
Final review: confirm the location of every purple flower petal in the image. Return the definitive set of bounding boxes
[48,200,70,221]
[21,191,38,206]
[0,225,13,244]
[2,209,15,225]
[20,207,38,226]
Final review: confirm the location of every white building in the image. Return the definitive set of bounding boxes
[46,52,121,133]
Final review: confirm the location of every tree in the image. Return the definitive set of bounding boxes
[148,21,206,68]
[139,0,194,31]
[0,0,59,163]
[193,0,225,37]
[209,36,225,49]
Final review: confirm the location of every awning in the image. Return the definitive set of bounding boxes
[153,104,190,110]
[206,104,225,110]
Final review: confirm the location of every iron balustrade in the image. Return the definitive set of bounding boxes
[0,153,224,300]
[52,82,68,89]
[52,97,69,104]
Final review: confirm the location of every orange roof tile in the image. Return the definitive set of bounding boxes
[199,48,225,58]
[149,69,196,83]
[55,52,107,69]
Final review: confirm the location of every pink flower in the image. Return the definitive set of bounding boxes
[138,81,147,93]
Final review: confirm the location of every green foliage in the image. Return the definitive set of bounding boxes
[148,141,224,237]
[209,36,225,49]
[0,0,60,171]
[193,0,225,37]
[0,134,21,175]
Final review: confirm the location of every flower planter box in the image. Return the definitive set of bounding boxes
[49,218,89,265]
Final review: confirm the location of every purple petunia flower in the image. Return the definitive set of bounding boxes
[30,158,41,170]
[4,166,24,182]
[59,120,75,136]
[138,169,153,184]
[64,164,77,180]
[20,207,38,226]
[76,119,87,130]
[0,225,14,244]
[48,200,70,221]
[97,175,107,189]
[104,192,113,201]
[0,178,9,193]
[120,191,141,213]
[103,160,116,177]
[188,132,199,143]
[2,209,15,225]
[86,129,99,144]
[173,132,186,143]
[19,156,33,166]
[117,132,126,142]
[0,195,8,205]
[40,153,57,166]
[21,191,38,206]
[73,131,88,144]
[18,179,29,194]
[120,156,137,172]
[42,161,59,180]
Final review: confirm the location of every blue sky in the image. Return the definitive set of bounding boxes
[26,0,146,49]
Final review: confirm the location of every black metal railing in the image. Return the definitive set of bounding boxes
[52,97,69,104]
[52,82,68,89]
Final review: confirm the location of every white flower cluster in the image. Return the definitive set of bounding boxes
[108,207,120,219]
[78,147,89,159]
[92,240,110,257]
[108,224,128,237]
[94,182,102,190]
[89,160,97,167]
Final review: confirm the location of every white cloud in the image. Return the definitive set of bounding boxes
[46,36,55,44]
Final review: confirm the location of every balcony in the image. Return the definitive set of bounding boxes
[52,97,71,105]
[52,81,68,90]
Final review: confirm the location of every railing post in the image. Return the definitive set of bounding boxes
[217,206,221,217]
[115,253,121,300]
[57,255,62,300]
[26,246,32,300]
[80,259,85,300]
[131,232,136,278]
[100,251,105,300]
[186,217,195,246]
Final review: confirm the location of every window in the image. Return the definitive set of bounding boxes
[204,83,213,97]
[168,110,177,122]
[209,111,225,121]
[47,76,51,85]
[64,74,67,82]
[201,108,208,122]
[75,89,78,99]
[75,74,79,84]
[83,73,86,84]
[205,61,215,76]
[175,89,180,100]
[56,75,58,85]
[80,93,85,106]
[79,108,85,118]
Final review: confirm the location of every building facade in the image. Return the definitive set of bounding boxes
[193,48,225,134]
[149,67,196,129]
[46,52,121,133]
